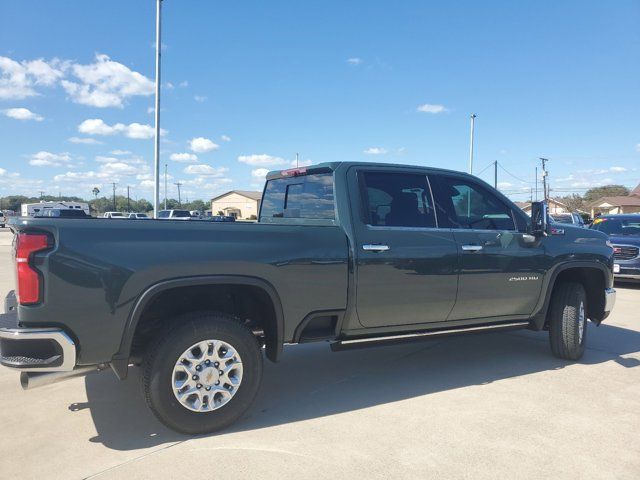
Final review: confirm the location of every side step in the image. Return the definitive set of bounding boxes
[330,321,530,352]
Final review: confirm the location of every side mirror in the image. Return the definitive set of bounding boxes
[530,201,548,236]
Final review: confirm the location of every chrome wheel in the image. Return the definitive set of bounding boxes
[172,339,243,412]
[577,301,585,344]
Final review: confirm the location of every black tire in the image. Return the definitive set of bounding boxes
[548,282,587,360]
[142,312,263,435]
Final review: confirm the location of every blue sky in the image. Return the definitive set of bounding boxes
[1,0,639,202]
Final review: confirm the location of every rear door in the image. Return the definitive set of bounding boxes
[431,174,545,320]
[349,167,458,328]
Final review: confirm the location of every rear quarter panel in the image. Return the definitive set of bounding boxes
[13,219,349,364]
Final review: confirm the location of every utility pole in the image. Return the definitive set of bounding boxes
[39,191,45,199]
[174,182,182,207]
[127,186,131,212]
[535,167,538,201]
[111,182,117,211]
[164,163,168,210]
[539,157,549,201]
[152,0,163,218]
[494,161,498,189]
[468,114,477,174]
[296,152,299,168]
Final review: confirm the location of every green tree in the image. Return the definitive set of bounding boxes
[584,185,629,202]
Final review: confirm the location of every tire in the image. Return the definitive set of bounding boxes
[142,312,263,435]
[548,282,587,360]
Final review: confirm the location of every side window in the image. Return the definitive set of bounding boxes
[359,172,436,228]
[434,177,516,230]
[260,173,335,222]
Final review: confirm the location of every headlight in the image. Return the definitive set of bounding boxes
[606,240,613,248]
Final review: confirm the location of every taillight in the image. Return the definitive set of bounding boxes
[16,233,49,305]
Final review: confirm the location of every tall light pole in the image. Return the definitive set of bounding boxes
[153,0,163,218]
[468,113,477,174]
[164,163,168,210]
[540,157,549,201]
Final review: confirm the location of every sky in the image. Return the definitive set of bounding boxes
[0,0,639,202]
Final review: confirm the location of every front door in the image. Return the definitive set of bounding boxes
[350,168,459,328]
[431,175,545,320]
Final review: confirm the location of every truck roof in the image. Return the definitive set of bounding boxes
[265,161,477,181]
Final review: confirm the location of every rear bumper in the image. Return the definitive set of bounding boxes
[0,311,77,372]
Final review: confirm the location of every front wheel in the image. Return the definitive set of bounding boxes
[548,282,587,360]
[142,312,263,434]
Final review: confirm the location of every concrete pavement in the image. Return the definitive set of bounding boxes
[0,227,639,479]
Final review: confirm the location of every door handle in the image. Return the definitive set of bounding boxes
[362,244,390,252]
[461,244,483,252]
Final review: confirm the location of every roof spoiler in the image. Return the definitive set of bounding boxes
[265,163,335,181]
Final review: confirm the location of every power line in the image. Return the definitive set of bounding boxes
[497,162,534,185]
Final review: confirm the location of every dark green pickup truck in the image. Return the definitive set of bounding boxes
[0,162,616,434]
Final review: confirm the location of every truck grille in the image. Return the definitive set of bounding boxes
[613,245,639,260]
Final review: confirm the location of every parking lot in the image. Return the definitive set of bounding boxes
[0,227,639,479]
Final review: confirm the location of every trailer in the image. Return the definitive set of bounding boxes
[21,201,90,217]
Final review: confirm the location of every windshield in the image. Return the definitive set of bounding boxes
[552,214,573,224]
[111,212,124,217]
[172,210,191,218]
[591,217,640,235]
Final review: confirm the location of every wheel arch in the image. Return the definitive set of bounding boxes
[112,275,284,379]
[531,261,610,330]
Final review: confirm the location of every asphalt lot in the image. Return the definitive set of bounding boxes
[0,227,639,479]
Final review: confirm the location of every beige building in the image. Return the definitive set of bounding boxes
[587,183,640,217]
[211,190,262,220]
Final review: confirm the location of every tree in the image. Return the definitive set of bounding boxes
[584,185,629,203]
[554,194,584,212]
[92,187,100,198]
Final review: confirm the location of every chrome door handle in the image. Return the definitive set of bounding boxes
[362,244,390,252]
[461,245,483,252]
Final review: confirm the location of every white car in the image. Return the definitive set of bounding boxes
[103,211,126,219]
[128,213,150,219]
[157,209,192,220]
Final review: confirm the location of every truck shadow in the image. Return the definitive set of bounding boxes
[77,321,640,451]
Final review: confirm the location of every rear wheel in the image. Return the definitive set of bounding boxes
[548,282,587,360]
[142,312,263,434]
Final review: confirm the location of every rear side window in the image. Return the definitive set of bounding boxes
[260,173,335,223]
[359,172,436,228]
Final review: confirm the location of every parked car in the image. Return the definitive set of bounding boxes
[103,211,126,219]
[36,209,92,219]
[550,212,585,227]
[0,211,5,228]
[157,209,192,220]
[207,215,236,222]
[590,214,640,281]
[0,162,616,435]
[128,213,150,219]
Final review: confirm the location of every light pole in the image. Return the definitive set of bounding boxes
[468,113,476,174]
[174,182,182,207]
[153,0,163,218]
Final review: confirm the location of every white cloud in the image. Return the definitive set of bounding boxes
[170,152,198,163]
[0,168,6,176]
[179,80,189,87]
[497,182,513,189]
[110,149,131,155]
[221,135,231,142]
[636,143,640,152]
[28,151,73,167]
[3,107,43,121]
[251,168,270,179]
[417,103,447,114]
[165,82,174,89]
[189,137,218,153]
[184,164,228,176]
[347,57,363,66]
[78,118,165,139]
[363,147,387,155]
[609,166,627,173]
[0,56,66,99]
[237,154,287,166]
[68,136,102,145]
[61,54,154,108]
[194,95,207,102]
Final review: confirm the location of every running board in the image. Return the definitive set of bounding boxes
[330,321,530,352]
